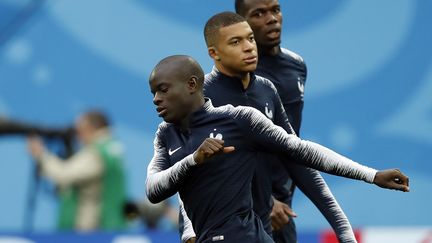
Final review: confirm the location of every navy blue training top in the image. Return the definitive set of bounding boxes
[256,48,361,243]
[256,48,306,204]
[204,68,293,232]
[256,48,307,135]
[146,99,376,243]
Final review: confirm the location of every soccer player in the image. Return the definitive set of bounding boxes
[146,54,409,243]
[181,11,355,243]
[235,0,353,241]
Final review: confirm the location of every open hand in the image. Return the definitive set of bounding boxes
[373,169,409,192]
[193,138,235,164]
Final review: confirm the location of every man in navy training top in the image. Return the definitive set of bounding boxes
[180,11,356,243]
[235,0,354,242]
[146,54,409,243]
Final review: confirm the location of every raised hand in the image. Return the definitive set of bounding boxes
[193,138,235,164]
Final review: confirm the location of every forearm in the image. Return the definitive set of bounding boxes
[241,108,377,182]
[146,154,196,203]
[38,149,102,186]
[38,152,67,184]
[289,139,377,183]
[287,163,356,243]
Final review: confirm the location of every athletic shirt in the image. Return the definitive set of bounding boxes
[256,48,306,135]
[256,48,360,243]
[204,68,293,233]
[146,99,376,243]
[256,48,306,204]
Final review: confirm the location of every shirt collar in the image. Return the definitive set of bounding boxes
[174,98,214,133]
[210,66,256,91]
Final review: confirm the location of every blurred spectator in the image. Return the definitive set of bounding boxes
[27,110,126,231]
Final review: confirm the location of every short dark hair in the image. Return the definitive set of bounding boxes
[82,110,110,129]
[234,0,247,16]
[204,11,246,47]
[152,55,205,88]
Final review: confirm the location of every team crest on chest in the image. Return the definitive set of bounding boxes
[297,77,305,97]
[265,103,273,120]
[209,128,223,139]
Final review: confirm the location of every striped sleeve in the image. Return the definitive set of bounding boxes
[286,163,357,242]
[146,127,196,203]
[233,106,377,183]
[179,196,196,242]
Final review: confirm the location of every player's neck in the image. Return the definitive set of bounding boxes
[179,96,205,129]
[239,73,251,89]
[259,44,281,56]
[216,63,251,89]
[228,72,251,89]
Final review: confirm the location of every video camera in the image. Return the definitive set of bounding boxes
[0,116,75,157]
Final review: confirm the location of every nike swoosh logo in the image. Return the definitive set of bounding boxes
[168,147,181,156]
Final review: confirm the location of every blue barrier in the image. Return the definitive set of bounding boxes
[0,231,319,243]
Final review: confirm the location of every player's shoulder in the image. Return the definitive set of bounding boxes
[210,103,237,117]
[155,121,173,136]
[280,47,305,64]
[208,103,250,126]
[204,69,218,86]
[204,72,213,85]
[214,103,265,122]
[203,70,219,94]
[254,75,278,93]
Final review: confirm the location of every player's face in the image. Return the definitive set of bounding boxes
[210,21,258,76]
[149,70,192,124]
[242,0,282,48]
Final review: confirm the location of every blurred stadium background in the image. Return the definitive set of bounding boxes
[0,0,431,242]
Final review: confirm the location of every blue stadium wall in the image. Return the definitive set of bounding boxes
[0,0,431,238]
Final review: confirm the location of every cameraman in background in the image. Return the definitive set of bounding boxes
[27,110,126,232]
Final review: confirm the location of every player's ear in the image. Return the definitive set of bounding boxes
[208,47,221,61]
[187,76,199,93]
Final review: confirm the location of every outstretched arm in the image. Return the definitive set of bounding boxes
[27,136,103,187]
[234,106,409,191]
